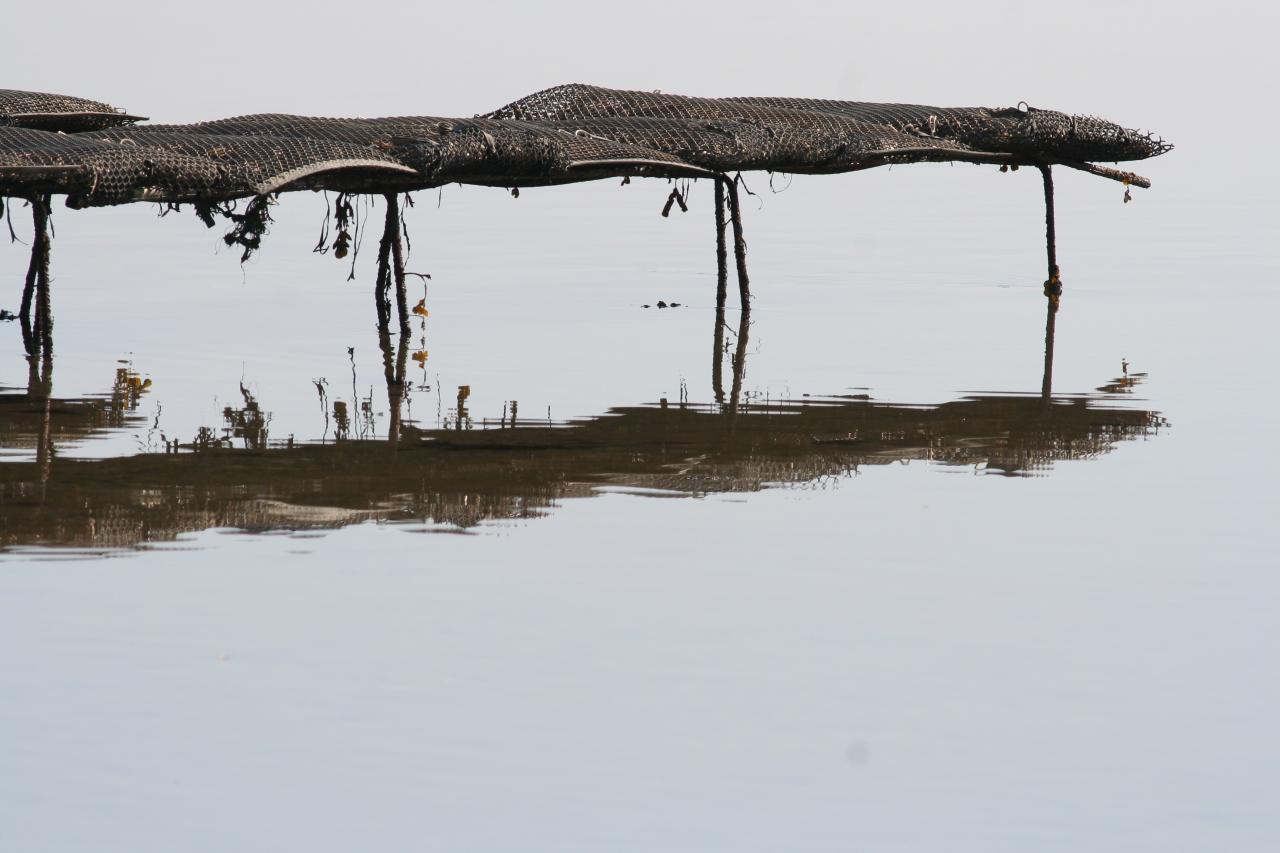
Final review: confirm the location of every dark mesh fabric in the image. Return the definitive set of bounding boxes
[135,114,454,146]
[392,118,711,184]
[483,84,1022,172]
[550,126,712,178]
[138,107,1004,181]
[0,89,142,132]
[130,116,553,189]
[88,128,419,195]
[529,115,1010,174]
[128,115,710,186]
[0,127,225,206]
[1,84,1170,205]
[725,97,1172,163]
[487,84,1171,165]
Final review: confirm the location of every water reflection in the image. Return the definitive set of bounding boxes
[1,357,152,460]
[0,301,1165,553]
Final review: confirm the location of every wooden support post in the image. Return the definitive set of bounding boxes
[714,179,728,311]
[377,297,396,390]
[19,230,38,356]
[20,196,52,358]
[723,176,751,310]
[1039,165,1061,312]
[711,180,729,405]
[374,197,394,329]
[35,203,53,358]
[385,193,411,338]
[712,302,726,406]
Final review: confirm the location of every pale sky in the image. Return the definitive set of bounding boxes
[8,0,1272,170]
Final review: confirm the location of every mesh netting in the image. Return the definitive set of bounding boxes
[0,84,1170,206]
[0,124,421,206]
[485,85,999,172]
[725,96,1172,163]
[0,88,142,132]
[487,84,1171,165]
[0,126,225,205]
[527,115,1013,174]
[88,127,419,195]
[129,114,712,185]
[395,118,712,184]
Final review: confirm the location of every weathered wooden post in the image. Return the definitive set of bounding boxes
[722,176,751,310]
[714,179,728,310]
[1039,165,1061,312]
[19,195,53,358]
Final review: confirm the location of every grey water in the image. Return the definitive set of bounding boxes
[4,8,1280,848]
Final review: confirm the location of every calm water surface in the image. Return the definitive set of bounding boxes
[2,163,1277,850]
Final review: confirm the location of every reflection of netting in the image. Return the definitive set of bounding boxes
[0,88,140,132]
[0,387,1164,548]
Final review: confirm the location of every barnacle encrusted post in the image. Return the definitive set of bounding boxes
[373,194,411,337]
[1039,165,1061,312]
[18,203,40,355]
[373,199,394,330]
[722,176,750,308]
[712,303,726,405]
[710,179,730,404]
[18,195,53,358]
[714,180,728,310]
[387,195,410,338]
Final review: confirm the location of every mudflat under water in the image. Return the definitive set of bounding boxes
[2,161,1277,850]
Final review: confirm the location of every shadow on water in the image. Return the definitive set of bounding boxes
[0,299,1166,554]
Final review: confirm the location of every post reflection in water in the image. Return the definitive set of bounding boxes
[0,297,1165,553]
[1043,292,1058,400]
